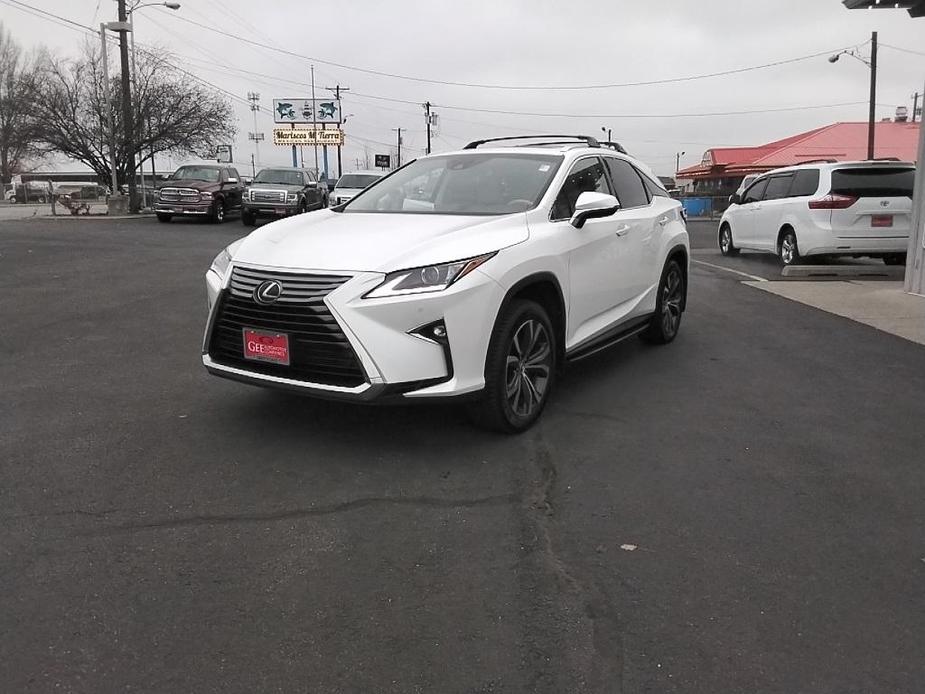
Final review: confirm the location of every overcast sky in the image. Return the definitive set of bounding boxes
[3,0,924,176]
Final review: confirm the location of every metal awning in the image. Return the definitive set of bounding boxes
[842,0,925,17]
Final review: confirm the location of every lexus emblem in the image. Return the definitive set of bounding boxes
[880,200,890,207]
[254,280,283,305]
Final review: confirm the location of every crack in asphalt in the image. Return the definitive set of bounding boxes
[521,435,625,693]
[75,492,522,535]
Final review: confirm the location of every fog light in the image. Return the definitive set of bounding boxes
[432,325,447,339]
[410,319,448,345]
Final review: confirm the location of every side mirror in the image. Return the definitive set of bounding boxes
[729,193,740,205]
[306,181,318,188]
[225,177,238,184]
[570,191,620,229]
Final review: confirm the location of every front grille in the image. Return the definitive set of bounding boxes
[251,189,287,203]
[158,187,200,202]
[208,266,366,388]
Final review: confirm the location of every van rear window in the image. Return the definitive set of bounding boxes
[831,168,914,198]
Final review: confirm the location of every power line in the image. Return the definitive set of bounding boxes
[881,43,925,58]
[162,12,858,92]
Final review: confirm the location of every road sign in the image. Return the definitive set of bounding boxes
[375,154,391,168]
[273,128,345,146]
[272,99,342,124]
[215,144,233,163]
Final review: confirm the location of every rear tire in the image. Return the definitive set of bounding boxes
[641,258,685,345]
[467,299,557,433]
[719,223,739,256]
[779,229,801,266]
[883,254,906,266]
[156,213,172,223]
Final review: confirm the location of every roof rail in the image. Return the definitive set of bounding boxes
[794,158,839,165]
[600,141,629,154]
[463,135,601,150]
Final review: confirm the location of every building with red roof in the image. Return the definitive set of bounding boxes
[677,119,921,195]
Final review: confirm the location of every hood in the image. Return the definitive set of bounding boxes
[232,210,528,273]
[333,187,363,196]
[163,179,222,192]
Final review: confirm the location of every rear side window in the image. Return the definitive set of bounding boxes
[831,167,914,197]
[742,178,768,203]
[790,169,820,196]
[551,158,612,220]
[603,157,649,208]
[763,174,794,200]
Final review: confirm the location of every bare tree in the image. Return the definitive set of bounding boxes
[0,22,43,184]
[36,41,234,188]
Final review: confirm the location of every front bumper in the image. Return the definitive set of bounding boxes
[155,201,211,215]
[203,264,502,401]
[243,202,299,217]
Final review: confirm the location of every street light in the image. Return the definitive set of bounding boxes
[126,2,181,208]
[829,32,878,159]
[675,151,686,176]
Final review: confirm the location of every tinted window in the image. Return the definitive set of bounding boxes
[763,174,794,200]
[831,167,914,197]
[337,174,382,189]
[229,169,240,180]
[550,158,611,220]
[790,169,820,197]
[742,178,769,204]
[643,175,670,198]
[604,157,649,208]
[254,169,303,185]
[345,153,562,215]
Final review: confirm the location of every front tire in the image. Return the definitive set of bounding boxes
[210,199,226,224]
[156,213,172,223]
[719,223,739,256]
[241,210,255,226]
[779,229,801,266]
[883,253,906,266]
[468,299,556,433]
[641,258,685,345]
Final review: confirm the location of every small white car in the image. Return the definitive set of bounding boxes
[718,161,914,265]
[203,135,690,431]
[331,171,384,206]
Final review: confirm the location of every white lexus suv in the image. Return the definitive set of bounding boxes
[203,135,689,432]
[718,160,915,266]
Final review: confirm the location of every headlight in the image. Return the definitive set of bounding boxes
[200,191,213,202]
[364,253,495,299]
[244,188,252,201]
[287,193,298,203]
[210,247,232,279]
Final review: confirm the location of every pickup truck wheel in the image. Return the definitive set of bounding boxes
[156,213,172,223]
[210,200,226,224]
[241,211,255,226]
[298,199,307,214]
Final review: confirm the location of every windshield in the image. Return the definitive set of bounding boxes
[343,153,563,215]
[336,174,381,189]
[254,169,303,185]
[172,166,220,182]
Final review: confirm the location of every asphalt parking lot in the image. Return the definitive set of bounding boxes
[2,216,924,693]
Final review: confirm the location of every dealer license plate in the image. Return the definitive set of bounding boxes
[242,328,290,365]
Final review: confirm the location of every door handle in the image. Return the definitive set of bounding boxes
[615,224,631,237]
[658,216,669,226]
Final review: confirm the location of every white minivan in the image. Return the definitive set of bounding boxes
[718,161,915,265]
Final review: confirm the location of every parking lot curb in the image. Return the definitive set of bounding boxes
[782,264,905,280]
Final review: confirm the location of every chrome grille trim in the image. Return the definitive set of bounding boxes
[229,266,352,304]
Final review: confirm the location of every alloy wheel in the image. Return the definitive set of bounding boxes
[720,228,732,253]
[781,235,795,264]
[661,266,683,337]
[505,319,552,418]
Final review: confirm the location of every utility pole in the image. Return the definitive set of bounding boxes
[310,65,319,175]
[675,151,685,176]
[868,30,878,160]
[392,127,402,168]
[250,153,255,178]
[423,101,432,154]
[99,24,119,199]
[326,84,350,178]
[116,0,137,212]
[247,92,262,169]
[913,91,921,123]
